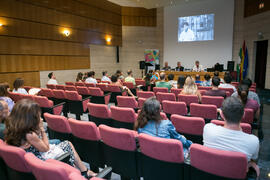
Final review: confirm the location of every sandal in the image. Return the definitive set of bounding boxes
[81,169,97,179]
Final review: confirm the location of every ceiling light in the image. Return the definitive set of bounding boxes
[63,29,70,37]
[0,24,2,27]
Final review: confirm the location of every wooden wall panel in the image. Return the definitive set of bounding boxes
[0,72,40,88]
[244,0,270,17]
[121,7,156,27]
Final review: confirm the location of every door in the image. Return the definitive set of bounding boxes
[255,40,268,89]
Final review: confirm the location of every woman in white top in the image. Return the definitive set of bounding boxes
[12,78,28,94]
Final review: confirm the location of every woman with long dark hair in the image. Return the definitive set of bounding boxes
[134,97,192,156]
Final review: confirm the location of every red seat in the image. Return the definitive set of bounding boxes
[56,85,66,90]
[96,83,108,92]
[190,103,217,120]
[153,87,168,94]
[46,84,56,89]
[231,82,239,87]
[21,94,35,101]
[101,81,111,84]
[65,82,75,86]
[135,79,146,86]
[242,108,254,124]
[75,82,85,87]
[249,88,256,92]
[87,103,112,126]
[156,92,176,103]
[138,133,185,179]
[198,86,212,90]
[219,88,234,96]
[201,96,224,108]
[211,120,252,134]
[85,83,96,87]
[162,100,187,117]
[107,84,123,105]
[170,88,182,99]
[110,106,137,130]
[178,94,199,106]
[190,144,247,180]
[38,88,54,99]
[138,97,147,108]
[65,85,77,91]
[123,82,135,89]
[34,96,63,117]
[52,89,69,116]
[8,92,22,102]
[137,91,155,99]
[88,87,110,105]
[171,114,205,144]
[117,96,138,109]
[76,86,91,99]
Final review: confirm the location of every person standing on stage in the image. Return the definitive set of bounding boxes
[192,61,204,72]
[162,62,171,71]
[175,62,184,71]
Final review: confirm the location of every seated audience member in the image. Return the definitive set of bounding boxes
[194,74,202,84]
[177,75,186,89]
[0,100,9,140]
[203,97,259,165]
[219,74,236,92]
[213,71,224,83]
[83,72,88,81]
[111,75,135,97]
[192,61,204,72]
[168,74,177,88]
[0,83,14,111]
[124,70,136,86]
[238,84,260,119]
[101,71,111,82]
[162,61,171,71]
[180,76,202,102]
[175,61,184,71]
[5,99,97,178]
[76,72,83,82]
[47,72,58,85]
[204,77,226,98]
[12,78,28,95]
[142,73,152,90]
[149,70,159,83]
[116,70,124,80]
[134,97,192,157]
[155,72,172,91]
[232,79,260,106]
[85,71,97,84]
[200,74,211,87]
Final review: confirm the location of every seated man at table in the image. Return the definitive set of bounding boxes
[204,76,226,98]
[175,62,184,71]
[192,60,204,72]
[156,72,172,91]
[162,61,171,71]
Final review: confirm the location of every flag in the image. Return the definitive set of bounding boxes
[239,41,246,81]
[243,47,249,79]
[236,64,240,82]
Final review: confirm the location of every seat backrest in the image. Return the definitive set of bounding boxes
[21,94,35,101]
[190,144,247,179]
[87,103,111,119]
[99,125,137,151]
[198,86,212,90]
[65,82,75,86]
[135,79,145,86]
[68,118,100,141]
[76,86,90,95]
[231,82,239,87]
[52,89,67,99]
[249,88,256,92]
[201,96,224,108]
[170,88,182,98]
[39,88,54,98]
[178,94,199,106]
[101,81,111,84]
[88,87,104,96]
[156,92,176,102]
[8,92,22,102]
[138,133,184,163]
[110,106,137,123]
[137,91,155,99]
[123,82,134,89]
[107,84,121,92]
[171,114,205,135]
[84,83,96,87]
[96,83,108,92]
[75,82,85,87]
[34,96,53,108]
[56,85,66,90]
[242,108,254,124]
[210,120,252,134]
[65,85,77,91]
[65,91,82,101]
[46,84,56,89]
[138,98,147,108]
[219,88,234,96]
[44,113,72,133]
[190,103,217,119]
[153,87,168,94]
[117,96,138,109]
[0,143,30,172]
[162,100,187,116]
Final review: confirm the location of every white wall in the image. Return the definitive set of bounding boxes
[164,0,234,69]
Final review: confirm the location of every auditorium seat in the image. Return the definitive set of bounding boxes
[242,108,254,125]
[65,82,75,86]
[170,88,182,99]
[44,113,72,142]
[137,91,155,99]
[76,86,91,99]
[0,142,35,180]
[65,85,77,91]
[156,92,176,103]
[101,81,111,84]
[190,144,247,180]
[138,98,147,109]
[46,84,56,89]
[171,114,205,144]
[211,120,252,134]
[178,94,199,106]
[65,91,90,120]
[138,133,185,180]
[52,89,69,117]
[190,103,217,122]
[68,118,104,172]
[85,83,96,88]
[34,96,64,118]
[38,88,55,100]
[198,86,212,91]
[135,79,147,91]
[117,96,138,110]
[75,82,85,87]
[96,83,108,92]
[123,82,136,96]
[201,96,224,108]
[21,94,35,101]
[56,85,66,91]
[8,92,22,102]
[199,90,206,96]
[162,100,187,119]
[231,82,239,87]
[153,87,169,94]
[99,125,140,179]
[107,84,123,105]
[88,87,110,105]
[218,88,234,96]
[110,106,137,130]
[87,103,112,126]
[249,88,256,92]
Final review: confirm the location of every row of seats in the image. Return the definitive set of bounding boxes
[41,114,249,180]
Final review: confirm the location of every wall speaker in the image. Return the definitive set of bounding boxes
[139,61,145,70]
[227,61,235,72]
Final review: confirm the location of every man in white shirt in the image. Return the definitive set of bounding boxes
[218,74,236,92]
[47,72,58,85]
[192,61,204,72]
[203,97,259,162]
[85,71,97,84]
[101,71,111,82]
[179,22,195,42]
